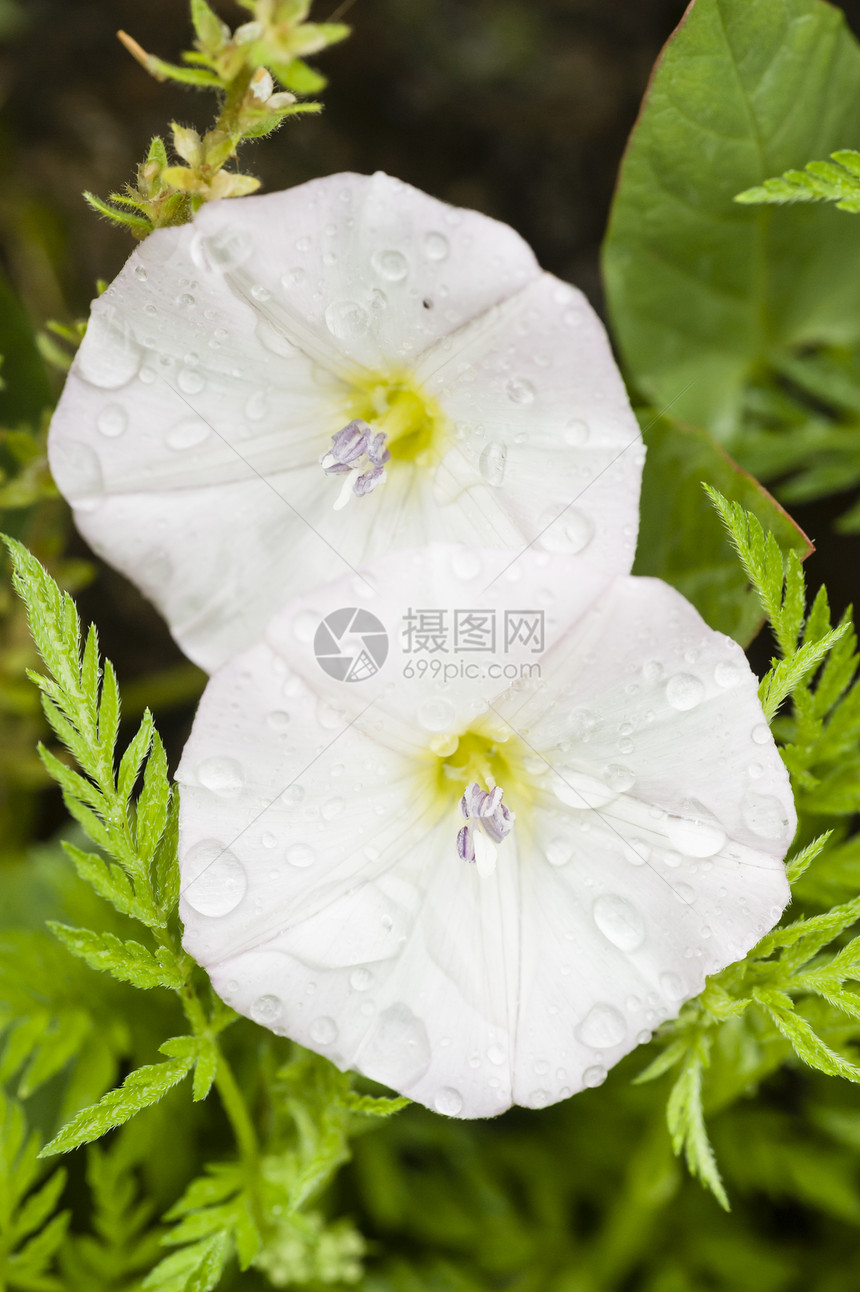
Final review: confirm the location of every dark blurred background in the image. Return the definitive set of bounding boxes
[3,0,860,722]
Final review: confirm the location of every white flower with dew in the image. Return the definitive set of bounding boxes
[48,171,644,671]
[176,544,795,1118]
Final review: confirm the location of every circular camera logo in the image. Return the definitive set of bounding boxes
[314,607,389,682]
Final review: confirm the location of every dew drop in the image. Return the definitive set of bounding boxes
[360,1003,431,1086]
[133,264,148,282]
[286,843,315,868]
[250,283,271,302]
[606,765,635,793]
[196,225,252,272]
[741,792,790,840]
[434,1086,463,1115]
[751,724,770,745]
[78,309,141,389]
[97,404,128,438]
[714,660,742,688]
[178,367,206,395]
[281,266,305,287]
[665,673,705,711]
[183,839,246,917]
[423,231,450,261]
[563,509,594,554]
[583,1064,607,1088]
[546,836,574,867]
[325,299,370,340]
[266,710,291,732]
[350,967,373,992]
[371,249,408,282]
[576,1004,626,1049]
[251,994,282,1025]
[659,972,685,1001]
[487,1044,505,1066]
[592,894,645,952]
[245,390,268,421]
[478,440,507,486]
[197,757,244,795]
[176,292,195,308]
[309,1016,338,1045]
[665,809,726,858]
[418,697,457,732]
[506,377,535,405]
[166,417,210,450]
[564,418,589,446]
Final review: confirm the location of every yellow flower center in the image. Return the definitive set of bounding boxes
[347,373,449,468]
[424,721,536,819]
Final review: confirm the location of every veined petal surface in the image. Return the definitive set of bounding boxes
[176,545,794,1117]
[49,172,643,670]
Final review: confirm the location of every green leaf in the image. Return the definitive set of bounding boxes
[603,0,860,440]
[40,1054,194,1157]
[666,1046,729,1210]
[756,990,860,1082]
[143,1233,231,1292]
[736,149,860,213]
[190,0,227,52]
[47,923,183,991]
[632,416,810,643]
[191,1040,218,1103]
[83,191,152,234]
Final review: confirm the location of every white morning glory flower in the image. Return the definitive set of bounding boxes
[176,544,795,1119]
[48,171,643,671]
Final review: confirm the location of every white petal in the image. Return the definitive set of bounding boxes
[49,174,642,671]
[177,546,794,1117]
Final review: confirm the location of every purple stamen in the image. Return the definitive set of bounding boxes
[322,421,390,502]
[457,824,475,862]
[458,781,515,861]
[354,465,387,497]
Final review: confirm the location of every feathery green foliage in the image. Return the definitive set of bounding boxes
[736,150,860,212]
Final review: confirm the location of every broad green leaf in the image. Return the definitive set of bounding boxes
[603,0,860,440]
[632,416,811,643]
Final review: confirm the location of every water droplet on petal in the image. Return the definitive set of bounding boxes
[592,894,645,951]
[714,660,742,688]
[195,225,252,273]
[52,443,104,510]
[286,843,315,868]
[506,377,535,405]
[659,972,685,1001]
[78,308,141,389]
[245,390,268,421]
[251,994,282,1025]
[309,1016,338,1045]
[424,232,450,261]
[665,808,726,858]
[183,839,246,916]
[741,792,791,840]
[197,757,244,795]
[133,264,148,282]
[178,367,206,395]
[582,1064,607,1088]
[325,299,370,340]
[563,509,594,554]
[166,417,211,450]
[564,418,589,446]
[606,765,635,793]
[665,673,705,711]
[487,1044,505,1065]
[545,837,573,867]
[266,710,291,731]
[434,1086,463,1115]
[418,698,457,732]
[360,1003,431,1087]
[97,404,128,438]
[371,249,408,282]
[751,724,770,745]
[350,967,373,991]
[576,1004,626,1049]
[478,441,507,486]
